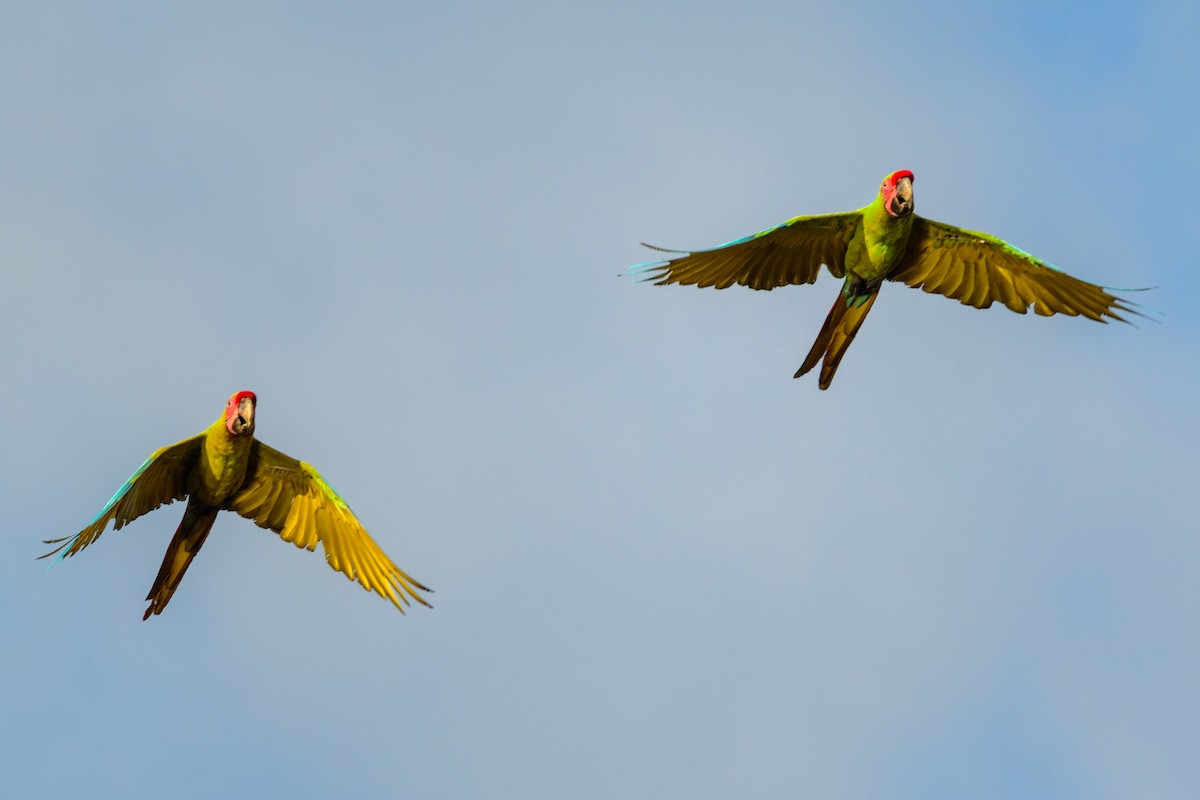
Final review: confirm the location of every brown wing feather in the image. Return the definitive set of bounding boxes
[41,436,203,560]
[227,440,431,612]
[637,212,861,290]
[889,217,1139,321]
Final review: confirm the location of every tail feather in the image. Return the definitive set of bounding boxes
[795,289,879,390]
[143,503,218,621]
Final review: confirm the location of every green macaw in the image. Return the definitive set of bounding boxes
[42,391,431,620]
[632,169,1141,389]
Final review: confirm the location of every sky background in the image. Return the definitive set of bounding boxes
[2,2,1197,798]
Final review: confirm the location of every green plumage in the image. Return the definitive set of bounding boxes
[634,169,1139,388]
[42,392,431,619]
[193,415,254,506]
[845,191,914,283]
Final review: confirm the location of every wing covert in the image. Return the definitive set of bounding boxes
[889,217,1140,321]
[631,212,860,290]
[227,441,431,612]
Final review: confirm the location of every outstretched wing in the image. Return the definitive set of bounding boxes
[630,212,860,289]
[889,217,1141,321]
[42,435,203,563]
[227,440,431,612]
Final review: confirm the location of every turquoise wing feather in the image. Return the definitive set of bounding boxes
[41,435,202,566]
[630,212,860,289]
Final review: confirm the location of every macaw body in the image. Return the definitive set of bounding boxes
[43,391,431,620]
[634,170,1139,389]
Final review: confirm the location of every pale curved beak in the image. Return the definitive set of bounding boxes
[233,397,255,435]
[890,176,914,216]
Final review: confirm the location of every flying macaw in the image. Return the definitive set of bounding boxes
[42,391,431,620]
[632,170,1141,389]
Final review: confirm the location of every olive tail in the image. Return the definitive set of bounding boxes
[143,502,218,621]
[795,289,879,390]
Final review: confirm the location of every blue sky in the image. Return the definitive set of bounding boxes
[2,2,1197,798]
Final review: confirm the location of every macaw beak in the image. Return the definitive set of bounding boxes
[230,396,256,436]
[889,176,914,217]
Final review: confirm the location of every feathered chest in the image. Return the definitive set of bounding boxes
[846,210,914,282]
[192,433,253,506]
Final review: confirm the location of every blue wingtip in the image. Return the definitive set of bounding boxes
[627,259,670,278]
[42,455,155,573]
[42,525,92,571]
[42,540,76,572]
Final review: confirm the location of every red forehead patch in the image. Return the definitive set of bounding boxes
[228,390,257,407]
[887,169,914,185]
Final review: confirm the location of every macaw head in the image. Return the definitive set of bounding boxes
[225,390,257,436]
[880,170,914,218]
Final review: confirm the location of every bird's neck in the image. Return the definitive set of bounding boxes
[196,417,253,505]
[855,197,914,280]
